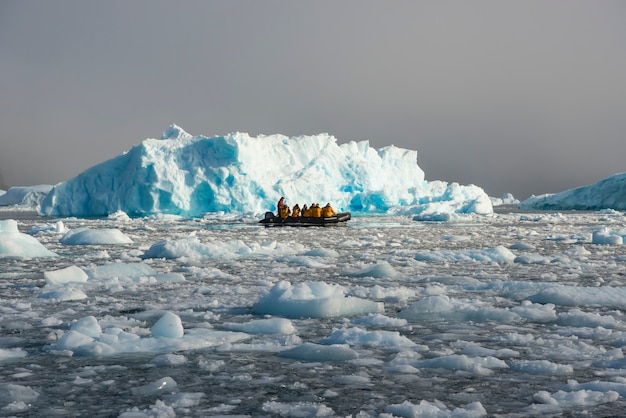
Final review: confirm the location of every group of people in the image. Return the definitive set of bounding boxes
[276,197,337,219]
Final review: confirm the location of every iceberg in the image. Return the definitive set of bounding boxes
[0,185,52,207]
[39,125,492,217]
[519,172,626,211]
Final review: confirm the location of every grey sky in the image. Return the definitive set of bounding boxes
[1,1,625,199]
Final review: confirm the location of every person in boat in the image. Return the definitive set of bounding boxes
[321,203,337,217]
[311,203,322,218]
[301,204,308,217]
[279,203,291,219]
[291,204,301,218]
[277,197,285,215]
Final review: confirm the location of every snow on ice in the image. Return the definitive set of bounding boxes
[39,124,493,217]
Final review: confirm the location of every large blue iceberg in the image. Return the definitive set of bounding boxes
[39,125,492,217]
[520,172,626,211]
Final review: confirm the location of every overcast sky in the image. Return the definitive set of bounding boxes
[2,1,625,199]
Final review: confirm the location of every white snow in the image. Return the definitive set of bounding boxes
[39,125,492,217]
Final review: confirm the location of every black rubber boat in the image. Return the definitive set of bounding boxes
[259,211,351,227]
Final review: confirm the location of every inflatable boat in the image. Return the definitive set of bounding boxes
[258,211,351,227]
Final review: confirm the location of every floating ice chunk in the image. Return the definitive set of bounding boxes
[107,210,131,222]
[0,384,40,405]
[150,354,188,366]
[510,242,536,250]
[511,301,557,323]
[222,318,296,334]
[532,389,619,407]
[385,400,487,418]
[398,295,521,324]
[563,245,591,256]
[60,228,133,245]
[0,348,28,361]
[412,212,460,222]
[30,220,67,235]
[48,315,249,356]
[252,281,384,319]
[151,312,184,338]
[43,265,88,285]
[491,192,520,206]
[142,236,301,260]
[130,377,177,396]
[528,285,626,309]
[119,400,176,417]
[70,316,102,338]
[400,295,454,316]
[566,380,626,398]
[38,288,88,301]
[414,246,516,263]
[0,219,57,258]
[510,360,573,375]
[319,327,416,350]
[83,262,156,279]
[557,308,619,328]
[302,248,339,257]
[342,261,399,278]
[262,400,335,417]
[412,354,508,375]
[592,228,624,245]
[513,254,553,264]
[55,330,95,351]
[351,313,408,328]
[277,342,358,362]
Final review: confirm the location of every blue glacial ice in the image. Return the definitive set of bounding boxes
[39,125,492,217]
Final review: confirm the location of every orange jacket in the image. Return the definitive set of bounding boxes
[322,205,337,217]
[279,206,291,219]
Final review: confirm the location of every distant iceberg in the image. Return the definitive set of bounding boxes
[0,185,52,207]
[39,125,492,217]
[520,172,626,211]
[491,193,520,206]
